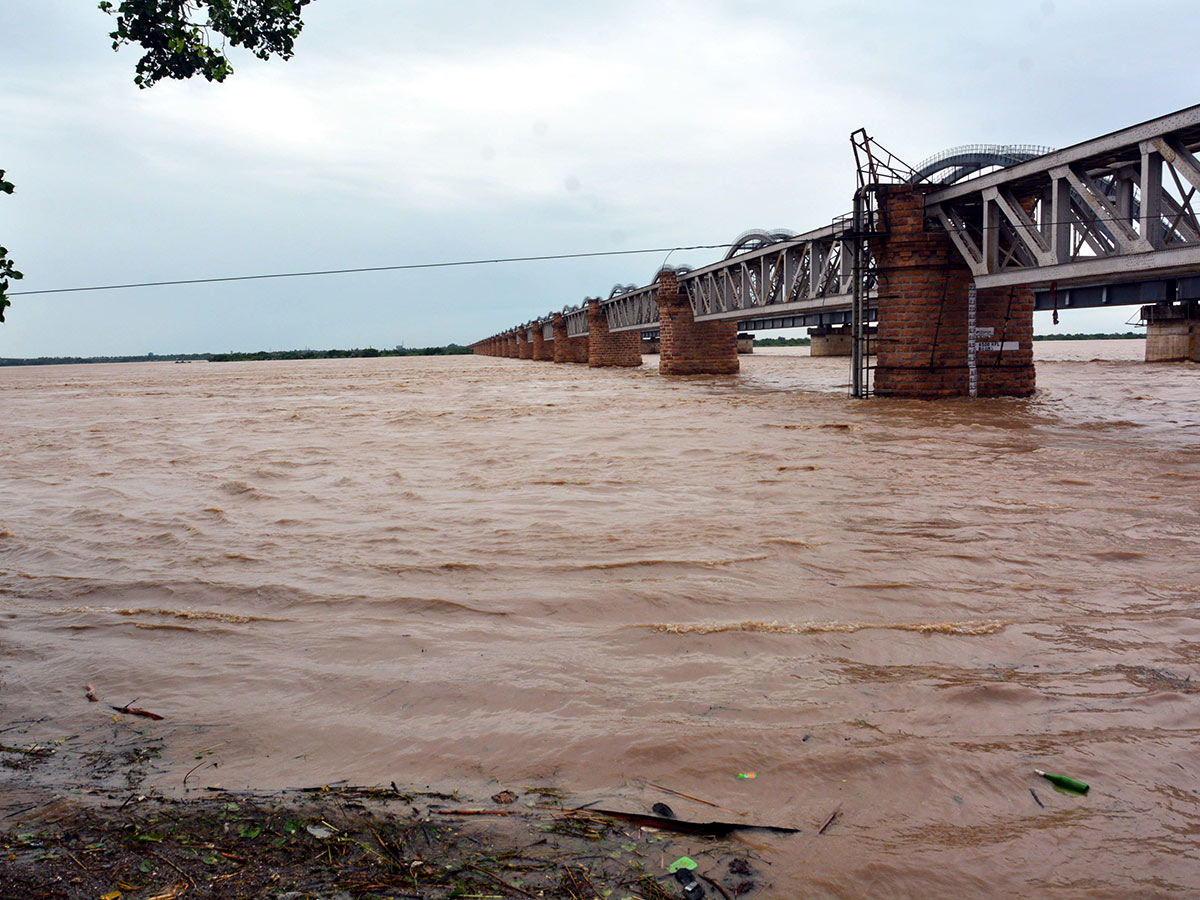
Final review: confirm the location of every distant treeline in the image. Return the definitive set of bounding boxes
[753,337,811,346]
[0,352,211,366]
[0,345,472,367]
[207,345,471,361]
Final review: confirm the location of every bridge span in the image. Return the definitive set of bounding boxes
[473,104,1200,397]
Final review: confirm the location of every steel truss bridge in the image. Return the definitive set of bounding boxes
[509,104,1200,345]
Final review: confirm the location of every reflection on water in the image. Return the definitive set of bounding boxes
[2,340,1199,896]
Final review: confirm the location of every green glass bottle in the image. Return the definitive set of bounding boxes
[1035,769,1089,794]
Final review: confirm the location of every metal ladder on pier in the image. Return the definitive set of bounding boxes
[847,129,923,398]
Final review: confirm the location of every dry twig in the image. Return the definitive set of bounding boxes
[467,862,537,897]
[818,805,841,835]
[647,781,740,815]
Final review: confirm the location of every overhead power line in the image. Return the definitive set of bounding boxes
[8,243,737,298]
[12,205,1196,298]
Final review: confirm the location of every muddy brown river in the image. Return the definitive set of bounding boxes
[2,341,1199,897]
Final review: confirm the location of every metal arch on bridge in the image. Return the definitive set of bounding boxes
[910,145,1055,186]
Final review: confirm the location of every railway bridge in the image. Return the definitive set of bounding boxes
[473,104,1200,398]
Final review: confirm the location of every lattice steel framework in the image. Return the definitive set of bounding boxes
[926,104,1200,289]
[599,224,856,334]
[563,305,589,337]
[603,282,659,333]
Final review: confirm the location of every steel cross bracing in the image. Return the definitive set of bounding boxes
[926,104,1200,290]
[563,305,588,337]
[603,283,659,333]
[600,222,860,334]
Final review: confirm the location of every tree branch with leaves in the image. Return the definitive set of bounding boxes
[0,171,22,324]
[0,2,315,326]
[99,0,314,88]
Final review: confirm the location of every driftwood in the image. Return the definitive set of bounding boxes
[584,807,799,836]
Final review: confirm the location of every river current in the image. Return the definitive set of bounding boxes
[2,340,1199,897]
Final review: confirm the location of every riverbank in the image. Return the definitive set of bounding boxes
[1,719,769,899]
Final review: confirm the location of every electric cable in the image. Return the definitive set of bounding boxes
[7,243,737,297]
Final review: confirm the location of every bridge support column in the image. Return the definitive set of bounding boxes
[552,314,572,363]
[554,314,568,362]
[517,329,533,359]
[1143,301,1199,361]
[587,298,642,367]
[655,270,740,375]
[507,331,519,358]
[552,313,589,363]
[808,325,853,356]
[872,185,1035,398]
[532,326,553,361]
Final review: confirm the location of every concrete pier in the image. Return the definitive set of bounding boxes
[1143,301,1199,361]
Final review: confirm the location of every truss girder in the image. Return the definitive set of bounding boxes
[926,103,1200,289]
[599,224,858,333]
[604,285,659,333]
[564,307,589,337]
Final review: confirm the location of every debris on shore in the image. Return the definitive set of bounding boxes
[2,787,768,899]
[0,721,774,898]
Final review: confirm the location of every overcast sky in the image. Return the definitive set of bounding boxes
[2,0,1197,356]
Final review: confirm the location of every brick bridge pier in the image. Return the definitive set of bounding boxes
[872,185,1035,398]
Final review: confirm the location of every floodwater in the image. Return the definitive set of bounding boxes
[2,340,1200,897]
